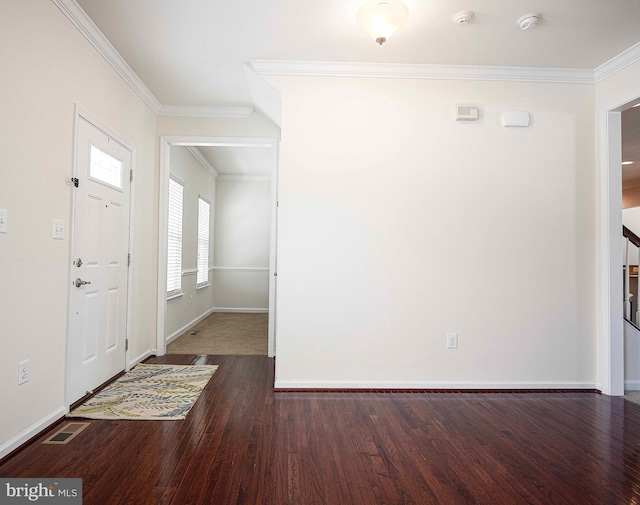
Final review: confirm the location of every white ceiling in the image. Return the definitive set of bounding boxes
[197,145,273,178]
[72,0,640,177]
[75,0,640,109]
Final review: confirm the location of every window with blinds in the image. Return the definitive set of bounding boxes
[197,197,210,287]
[167,178,183,296]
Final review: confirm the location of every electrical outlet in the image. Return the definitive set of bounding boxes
[18,359,30,385]
[446,333,458,349]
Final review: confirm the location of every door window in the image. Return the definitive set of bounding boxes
[90,144,123,189]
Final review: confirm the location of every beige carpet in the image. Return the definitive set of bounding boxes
[167,312,268,355]
[625,391,640,406]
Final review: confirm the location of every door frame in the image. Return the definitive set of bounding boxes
[600,94,640,396]
[157,136,279,357]
[65,105,136,408]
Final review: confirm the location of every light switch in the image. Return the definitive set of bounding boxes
[53,219,64,240]
[0,208,7,233]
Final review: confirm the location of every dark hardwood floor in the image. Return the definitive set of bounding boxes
[2,354,640,504]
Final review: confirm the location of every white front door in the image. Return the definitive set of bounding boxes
[67,116,132,404]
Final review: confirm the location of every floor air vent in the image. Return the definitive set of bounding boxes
[43,422,90,445]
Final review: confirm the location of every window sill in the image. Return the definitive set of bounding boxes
[167,292,184,301]
[196,283,211,290]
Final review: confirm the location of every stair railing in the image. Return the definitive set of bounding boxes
[623,226,640,324]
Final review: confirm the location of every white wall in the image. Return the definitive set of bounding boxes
[165,147,216,341]
[0,1,157,456]
[623,207,640,235]
[213,180,271,311]
[266,75,596,388]
[157,114,280,139]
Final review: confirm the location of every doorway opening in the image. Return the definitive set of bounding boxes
[156,137,278,358]
[602,96,640,396]
[620,103,640,398]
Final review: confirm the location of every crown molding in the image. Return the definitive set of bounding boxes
[54,1,252,118]
[164,137,276,148]
[594,41,640,84]
[250,60,594,84]
[52,0,162,114]
[159,105,254,118]
[217,174,271,182]
[185,146,219,179]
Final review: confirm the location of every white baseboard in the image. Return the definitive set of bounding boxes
[625,380,640,391]
[165,308,216,344]
[273,380,598,390]
[0,406,66,460]
[129,349,154,368]
[213,307,269,313]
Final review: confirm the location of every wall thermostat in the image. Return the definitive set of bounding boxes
[455,104,479,121]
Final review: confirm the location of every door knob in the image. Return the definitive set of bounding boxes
[75,278,92,288]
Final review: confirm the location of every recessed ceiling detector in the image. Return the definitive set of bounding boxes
[452,11,474,26]
[518,13,541,30]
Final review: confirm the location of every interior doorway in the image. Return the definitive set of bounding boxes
[621,103,640,395]
[156,137,279,358]
[602,96,640,396]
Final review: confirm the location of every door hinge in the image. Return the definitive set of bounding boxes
[125,339,129,351]
[71,177,79,188]
[128,253,131,267]
[130,169,133,182]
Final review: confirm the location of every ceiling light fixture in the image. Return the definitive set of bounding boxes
[622,161,635,165]
[517,13,541,30]
[356,0,409,45]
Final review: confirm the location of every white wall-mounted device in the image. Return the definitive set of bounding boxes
[53,219,64,240]
[501,111,530,127]
[452,11,474,26]
[455,104,479,121]
[517,13,541,30]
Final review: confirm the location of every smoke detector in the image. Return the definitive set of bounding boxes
[452,11,474,26]
[517,13,541,30]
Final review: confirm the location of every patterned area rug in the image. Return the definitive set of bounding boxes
[67,364,218,420]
